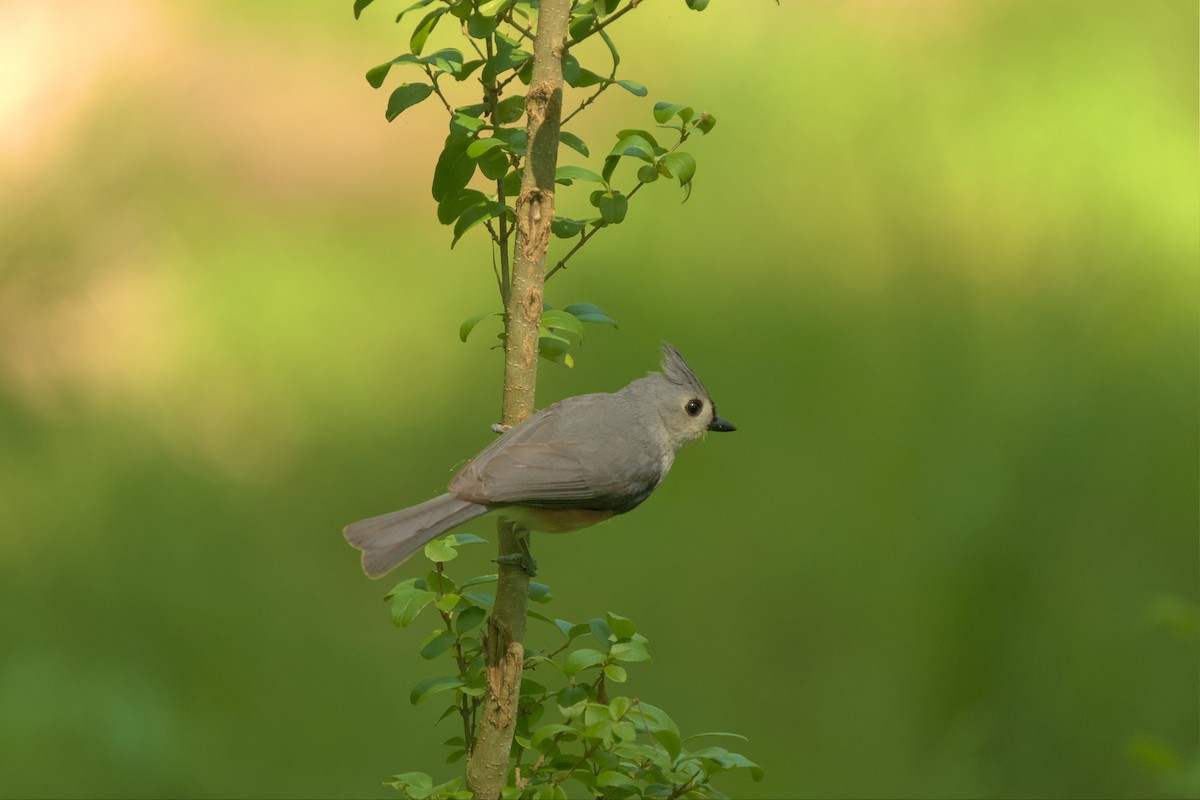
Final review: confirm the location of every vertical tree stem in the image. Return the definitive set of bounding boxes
[465,3,571,798]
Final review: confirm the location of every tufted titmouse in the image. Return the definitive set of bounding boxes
[343,342,735,578]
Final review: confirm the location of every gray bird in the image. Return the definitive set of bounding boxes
[343,341,735,578]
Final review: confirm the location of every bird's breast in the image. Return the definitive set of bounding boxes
[502,506,618,533]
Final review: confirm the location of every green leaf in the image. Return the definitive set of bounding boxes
[615,127,663,151]
[654,728,683,761]
[689,747,765,781]
[572,68,605,88]
[532,722,576,749]
[632,702,679,736]
[595,770,635,789]
[385,83,434,121]
[559,131,589,157]
[420,629,457,659]
[595,190,628,224]
[438,189,487,226]
[555,165,606,184]
[426,569,455,594]
[637,164,659,183]
[386,580,437,627]
[563,302,616,326]
[449,112,486,140]
[607,134,655,162]
[653,101,694,124]
[472,141,512,180]
[659,151,697,187]
[477,0,513,14]
[391,0,435,23]
[466,137,508,158]
[556,685,588,713]
[695,111,717,135]
[455,605,487,634]
[588,617,614,643]
[682,731,751,744]
[353,0,377,19]
[568,14,596,42]
[541,309,585,340]
[502,168,521,195]
[496,94,526,124]
[460,311,501,342]
[389,772,434,789]
[434,592,462,612]
[538,331,572,363]
[410,7,449,55]
[447,533,488,546]
[603,663,627,683]
[421,48,465,75]
[431,136,477,201]
[553,619,592,641]
[685,0,710,9]
[563,648,608,676]
[483,32,531,82]
[605,612,635,640]
[455,59,486,83]
[409,674,464,705]
[551,217,588,238]
[493,126,527,156]
[366,54,419,88]
[424,538,459,563]
[463,590,495,608]
[610,636,650,662]
[598,28,620,67]
[614,79,648,96]
[452,201,509,247]
[453,102,489,120]
[527,580,553,601]
[562,54,582,87]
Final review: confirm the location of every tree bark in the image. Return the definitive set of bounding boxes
[465,3,571,798]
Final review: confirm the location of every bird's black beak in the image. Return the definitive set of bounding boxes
[708,415,736,432]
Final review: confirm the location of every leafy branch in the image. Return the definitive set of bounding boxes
[383,535,763,800]
[358,0,717,369]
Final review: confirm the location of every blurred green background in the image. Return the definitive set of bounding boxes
[1,1,1196,797]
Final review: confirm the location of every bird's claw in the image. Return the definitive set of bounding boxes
[494,552,538,577]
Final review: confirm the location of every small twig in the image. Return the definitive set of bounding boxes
[562,81,610,127]
[546,132,690,281]
[503,10,535,41]
[566,0,645,49]
[485,228,505,298]
[552,738,605,787]
[483,37,513,305]
[422,65,454,114]
[434,561,476,754]
[462,22,487,60]
[521,730,568,786]
[524,641,572,668]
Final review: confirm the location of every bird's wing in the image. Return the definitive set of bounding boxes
[448,395,658,510]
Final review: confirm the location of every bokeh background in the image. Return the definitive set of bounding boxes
[1,1,1196,797]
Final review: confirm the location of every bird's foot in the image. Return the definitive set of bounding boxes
[494,552,538,577]
[491,423,512,434]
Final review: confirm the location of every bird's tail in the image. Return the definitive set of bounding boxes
[343,494,490,578]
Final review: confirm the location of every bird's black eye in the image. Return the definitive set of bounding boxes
[685,399,703,416]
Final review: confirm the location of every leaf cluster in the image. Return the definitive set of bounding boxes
[460,301,616,367]
[383,534,763,799]
[355,0,716,367]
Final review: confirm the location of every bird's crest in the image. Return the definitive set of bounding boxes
[659,341,709,398]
